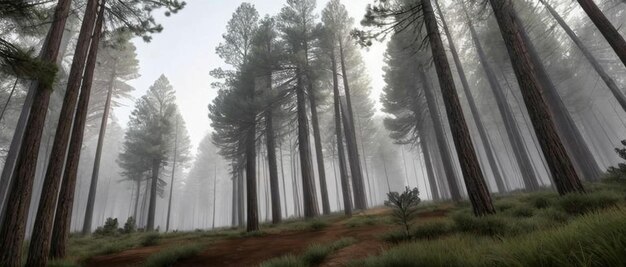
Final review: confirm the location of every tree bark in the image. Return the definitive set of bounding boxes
[435,0,506,193]
[515,7,601,182]
[146,160,159,231]
[338,40,367,210]
[418,129,439,201]
[231,170,237,226]
[245,122,258,231]
[0,0,74,265]
[421,0,494,216]
[331,51,352,216]
[419,70,461,201]
[82,61,116,235]
[461,2,540,191]
[487,0,585,195]
[48,1,105,257]
[576,0,626,67]
[307,81,331,215]
[265,76,282,224]
[540,0,626,112]
[296,69,319,218]
[165,119,179,232]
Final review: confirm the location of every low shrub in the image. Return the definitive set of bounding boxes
[308,220,329,231]
[509,204,534,218]
[260,254,305,267]
[143,244,204,267]
[452,212,510,237]
[411,220,452,240]
[557,192,620,215]
[141,233,161,247]
[93,218,119,236]
[494,199,518,212]
[381,230,409,244]
[122,217,136,234]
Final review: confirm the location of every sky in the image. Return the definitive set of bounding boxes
[118,0,387,151]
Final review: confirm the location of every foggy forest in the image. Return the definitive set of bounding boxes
[1,0,626,266]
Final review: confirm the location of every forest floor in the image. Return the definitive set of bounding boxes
[63,180,626,267]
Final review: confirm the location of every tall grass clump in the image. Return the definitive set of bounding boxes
[143,244,204,267]
[354,209,626,267]
[261,238,356,267]
[557,191,620,215]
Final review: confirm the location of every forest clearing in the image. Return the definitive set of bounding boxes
[1,0,626,266]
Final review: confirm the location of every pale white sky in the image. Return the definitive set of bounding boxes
[118,0,386,151]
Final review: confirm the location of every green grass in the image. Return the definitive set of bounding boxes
[353,208,626,267]
[344,215,390,228]
[261,237,357,267]
[141,233,161,247]
[143,244,205,267]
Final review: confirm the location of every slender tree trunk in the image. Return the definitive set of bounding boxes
[0,79,18,123]
[166,119,179,232]
[134,179,141,223]
[539,0,626,111]
[237,169,245,227]
[212,165,217,229]
[517,11,602,182]
[265,76,282,223]
[146,160,159,231]
[48,2,105,258]
[279,141,288,218]
[331,51,352,216]
[296,69,319,218]
[231,171,237,227]
[419,70,462,201]
[0,0,72,264]
[488,0,585,195]
[419,131,439,201]
[356,116,374,206]
[422,0,494,215]
[338,40,367,210]
[307,82,331,215]
[245,109,259,231]
[381,153,391,193]
[435,0,506,193]
[576,0,626,66]
[82,69,116,235]
[461,2,539,191]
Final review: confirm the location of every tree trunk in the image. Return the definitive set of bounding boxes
[245,122,258,231]
[0,6,74,223]
[134,179,141,223]
[421,0,494,216]
[419,70,462,201]
[487,0,585,195]
[82,63,116,235]
[517,9,602,182]
[296,69,319,218]
[265,76,282,224]
[461,2,540,191]
[331,51,352,216]
[435,0,506,193]
[212,165,217,229]
[237,169,245,227]
[48,1,105,258]
[0,0,75,264]
[539,0,626,112]
[231,171,237,226]
[146,161,159,231]
[166,119,179,232]
[418,130,439,201]
[338,40,367,210]
[307,81,331,215]
[31,1,104,266]
[576,0,626,67]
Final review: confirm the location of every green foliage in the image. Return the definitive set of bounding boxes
[143,244,204,267]
[354,209,626,267]
[308,220,329,231]
[451,212,510,237]
[94,218,119,236]
[509,204,535,218]
[556,192,620,215]
[122,217,136,234]
[411,220,453,240]
[141,233,161,247]
[261,238,356,267]
[385,187,421,237]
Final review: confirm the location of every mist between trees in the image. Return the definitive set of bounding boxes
[0,0,625,265]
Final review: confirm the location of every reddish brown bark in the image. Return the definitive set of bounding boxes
[422,0,494,216]
[0,0,72,265]
[488,0,584,195]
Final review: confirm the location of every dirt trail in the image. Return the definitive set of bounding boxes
[86,207,446,267]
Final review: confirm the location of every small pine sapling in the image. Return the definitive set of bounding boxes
[385,187,421,237]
